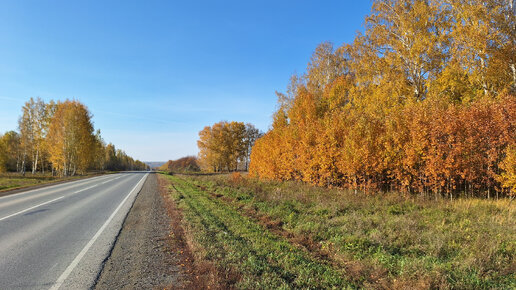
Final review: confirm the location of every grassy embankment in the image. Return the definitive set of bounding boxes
[0,172,110,193]
[160,173,515,289]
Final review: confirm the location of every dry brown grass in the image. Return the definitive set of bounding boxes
[182,173,516,289]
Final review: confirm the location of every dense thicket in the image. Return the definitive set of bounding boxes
[159,156,200,173]
[250,0,516,197]
[197,121,262,172]
[0,98,148,176]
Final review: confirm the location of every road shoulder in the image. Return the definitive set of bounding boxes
[94,173,192,289]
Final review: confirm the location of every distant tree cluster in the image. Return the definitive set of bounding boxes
[102,142,148,172]
[0,98,148,176]
[197,121,262,172]
[159,156,200,173]
[250,0,516,197]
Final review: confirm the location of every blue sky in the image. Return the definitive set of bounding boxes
[0,0,372,161]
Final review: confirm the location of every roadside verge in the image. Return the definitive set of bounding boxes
[95,173,195,289]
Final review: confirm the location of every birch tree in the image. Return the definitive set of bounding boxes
[18,97,47,174]
[46,100,95,176]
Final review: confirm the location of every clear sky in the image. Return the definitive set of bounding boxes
[0,0,372,161]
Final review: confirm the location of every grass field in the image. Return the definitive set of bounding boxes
[159,173,516,289]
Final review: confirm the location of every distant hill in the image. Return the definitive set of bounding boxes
[144,161,166,169]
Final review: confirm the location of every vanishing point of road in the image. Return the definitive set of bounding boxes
[0,172,149,289]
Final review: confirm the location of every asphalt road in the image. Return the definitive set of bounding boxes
[0,172,149,290]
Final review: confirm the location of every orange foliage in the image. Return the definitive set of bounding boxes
[198,121,261,172]
[251,94,516,196]
[161,156,200,173]
[249,0,516,197]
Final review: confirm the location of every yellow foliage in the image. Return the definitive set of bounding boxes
[498,145,516,196]
[250,0,516,197]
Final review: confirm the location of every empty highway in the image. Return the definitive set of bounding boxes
[0,172,149,289]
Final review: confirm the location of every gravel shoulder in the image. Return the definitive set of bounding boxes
[94,173,191,289]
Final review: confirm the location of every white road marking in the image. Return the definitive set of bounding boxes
[73,185,98,194]
[0,174,115,201]
[0,174,125,221]
[77,175,122,189]
[101,175,123,184]
[0,196,65,222]
[49,173,148,290]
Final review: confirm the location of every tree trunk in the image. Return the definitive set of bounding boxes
[354,176,358,195]
[32,149,39,174]
[21,150,26,175]
[480,58,488,96]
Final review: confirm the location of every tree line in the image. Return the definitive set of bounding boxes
[197,121,262,172]
[0,98,148,176]
[159,156,200,173]
[250,0,516,197]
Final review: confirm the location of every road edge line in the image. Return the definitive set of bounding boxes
[49,173,148,290]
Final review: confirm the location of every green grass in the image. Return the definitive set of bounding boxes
[163,174,352,289]
[161,173,516,289]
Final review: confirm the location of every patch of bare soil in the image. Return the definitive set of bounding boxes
[157,175,219,289]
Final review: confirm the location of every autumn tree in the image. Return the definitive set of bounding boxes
[242,123,262,171]
[197,121,260,172]
[0,131,22,172]
[100,143,146,171]
[250,0,516,198]
[164,156,200,173]
[93,130,106,171]
[3,98,146,175]
[0,134,6,172]
[18,97,48,174]
[104,143,118,171]
[46,100,96,176]
[39,100,57,173]
[498,144,516,196]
